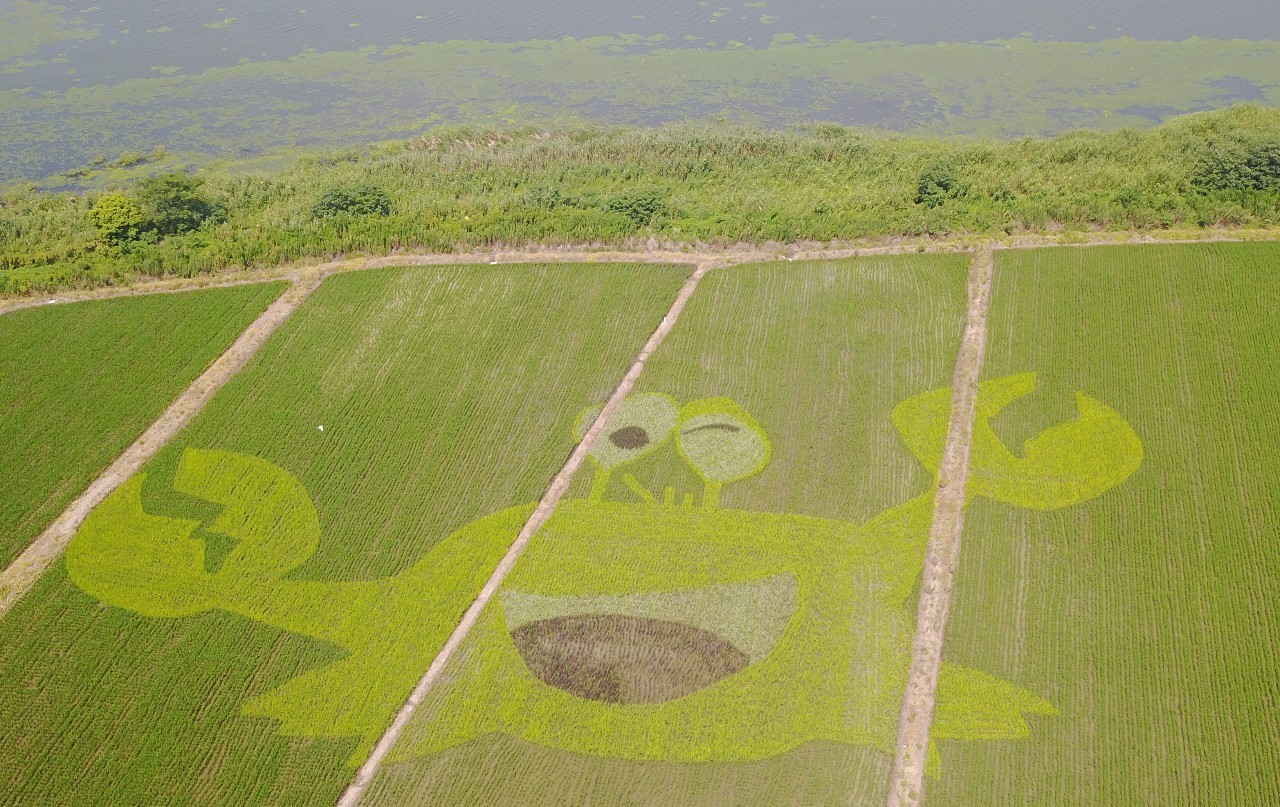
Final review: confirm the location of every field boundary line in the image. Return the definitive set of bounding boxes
[0,272,325,617]
[886,248,994,807]
[5,228,1279,315]
[335,259,720,807]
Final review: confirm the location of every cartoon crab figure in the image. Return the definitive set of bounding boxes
[67,373,1142,775]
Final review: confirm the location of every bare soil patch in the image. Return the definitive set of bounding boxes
[511,614,749,704]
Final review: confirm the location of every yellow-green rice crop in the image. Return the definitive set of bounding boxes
[64,374,1140,806]
[366,319,1143,807]
[366,256,1147,806]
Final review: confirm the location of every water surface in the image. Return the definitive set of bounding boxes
[0,0,1277,185]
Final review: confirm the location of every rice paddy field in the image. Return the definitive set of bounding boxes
[932,243,1280,805]
[364,255,975,805]
[0,283,285,569]
[0,263,687,805]
[1,243,1278,806]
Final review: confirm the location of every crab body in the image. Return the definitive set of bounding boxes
[65,374,1142,771]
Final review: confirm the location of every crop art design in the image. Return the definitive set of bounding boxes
[66,373,1142,773]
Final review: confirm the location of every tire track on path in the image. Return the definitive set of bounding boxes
[886,248,994,807]
[0,271,325,616]
[335,258,718,807]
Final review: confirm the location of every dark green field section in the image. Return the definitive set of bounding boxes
[932,244,1280,804]
[367,255,973,806]
[0,283,285,569]
[0,264,688,806]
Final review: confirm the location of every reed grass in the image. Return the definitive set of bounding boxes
[3,104,1279,295]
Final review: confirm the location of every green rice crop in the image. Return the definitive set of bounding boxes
[933,243,1280,804]
[0,263,687,805]
[0,283,285,568]
[367,255,976,805]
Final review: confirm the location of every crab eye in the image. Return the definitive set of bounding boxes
[677,397,771,485]
[576,393,678,471]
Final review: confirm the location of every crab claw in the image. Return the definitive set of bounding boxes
[67,473,218,618]
[893,373,1142,510]
[67,448,321,617]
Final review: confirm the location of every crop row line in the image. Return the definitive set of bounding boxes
[0,235,1265,804]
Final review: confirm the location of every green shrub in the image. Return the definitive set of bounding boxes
[312,184,394,218]
[1193,140,1280,193]
[114,151,150,168]
[522,184,564,211]
[915,161,964,207]
[87,193,145,244]
[136,173,223,236]
[606,188,667,226]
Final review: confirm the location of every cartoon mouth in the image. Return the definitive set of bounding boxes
[500,574,797,705]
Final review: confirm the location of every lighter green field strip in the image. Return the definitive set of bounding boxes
[335,259,714,805]
[929,243,1280,805]
[888,244,1154,805]
[0,279,301,614]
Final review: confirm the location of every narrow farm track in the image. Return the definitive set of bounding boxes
[0,271,325,616]
[335,259,718,807]
[4,227,1280,317]
[886,248,994,807]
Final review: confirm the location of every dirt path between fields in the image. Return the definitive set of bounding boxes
[0,270,326,616]
[885,248,994,807]
[4,227,1278,316]
[334,258,721,807]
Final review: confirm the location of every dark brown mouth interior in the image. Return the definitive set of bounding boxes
[608,425,649,449]
[510,614,749,704]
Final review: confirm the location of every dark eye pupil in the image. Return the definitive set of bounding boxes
[609,425,649,449]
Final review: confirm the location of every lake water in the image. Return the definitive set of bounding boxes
[1,0,1278,184]
[8,0,1280,90]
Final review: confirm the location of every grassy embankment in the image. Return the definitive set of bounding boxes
[2,105,1279,296]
